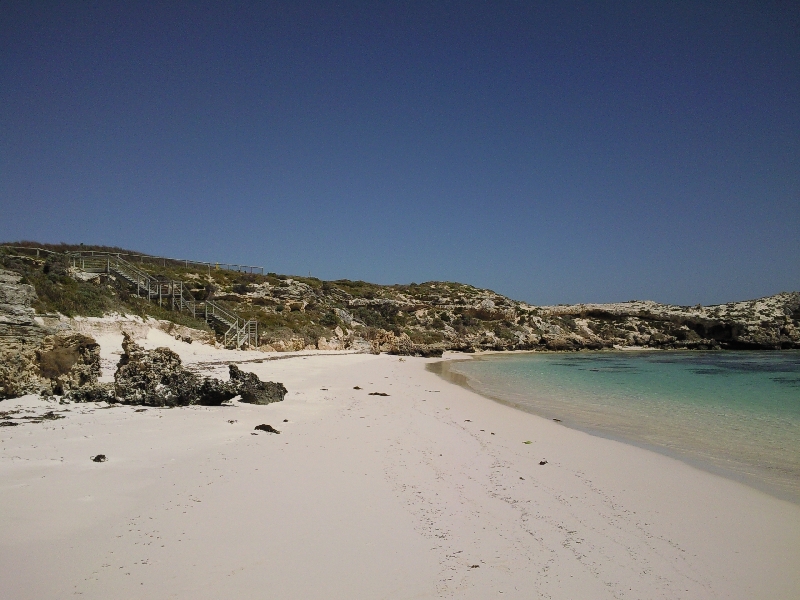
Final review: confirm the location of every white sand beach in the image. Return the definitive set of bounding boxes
[2,331,799,599]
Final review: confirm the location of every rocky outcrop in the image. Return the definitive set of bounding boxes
[36,333,102,394]
[109,333,286,407]
[528,293,800,351]
[65,382,116,403]
[228,365,287,405]
[369,329,443,357]
[7,245,800,361]
[114,334,206,406]
[1,268,104,399]
[0,268,48,398]
[234,272,800,353]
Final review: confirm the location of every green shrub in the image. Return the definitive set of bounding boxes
[320,312,339,327]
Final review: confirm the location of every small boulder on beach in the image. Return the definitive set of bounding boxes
[254,424,280,434]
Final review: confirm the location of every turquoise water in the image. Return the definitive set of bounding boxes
[439,351,800,503]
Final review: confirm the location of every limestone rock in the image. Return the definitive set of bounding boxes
[317,336,342,350]
[0,269,47,398]
[195,376,239,406]
[228,364,287,405]
[333,308,354,326]
[1,269,103,399]
[114,336,198,406]
[65,382,116,403]
[113,333,239,406]
[37,333,102,395]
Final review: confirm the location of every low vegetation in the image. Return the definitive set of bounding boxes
[2,243,799,354]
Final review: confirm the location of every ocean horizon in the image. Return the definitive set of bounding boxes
[431,350,800,505]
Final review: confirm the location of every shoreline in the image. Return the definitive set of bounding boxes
[2,339,799,598]
[430,351,800,506]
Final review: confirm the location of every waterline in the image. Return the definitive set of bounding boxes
[430,351,800,504]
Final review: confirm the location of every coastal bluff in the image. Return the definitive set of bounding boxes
[1,245,798,367]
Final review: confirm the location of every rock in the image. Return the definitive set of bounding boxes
[114,335,200,406]
[317,336,342,350]
[368,392,389,396]
[113,333,238,406]
[0,268,51,398]
[36,333,102,395]
[254,424,280,434]
[92,454,107,462]
[228,364,287,405]
[267,337,306,352]
[65,382,116,403]
[539,460,548,465]
[476,299,495,311]
[40,411,64,420]
[1,268,105,399]
[333,308,354,326]
[195,376,239,406]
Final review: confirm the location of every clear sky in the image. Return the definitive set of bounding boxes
[1,1,798,305]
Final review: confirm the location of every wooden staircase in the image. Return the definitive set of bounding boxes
[70,253,258,348]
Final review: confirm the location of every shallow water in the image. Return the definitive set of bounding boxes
[435,351,800,504]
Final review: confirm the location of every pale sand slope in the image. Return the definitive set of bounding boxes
[1,346,799,598]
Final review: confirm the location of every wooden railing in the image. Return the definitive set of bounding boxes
[67,252,258,348]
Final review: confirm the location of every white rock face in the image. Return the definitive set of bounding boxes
[476,299,495,311]
[317,337,343,351]
[334,308,354,326]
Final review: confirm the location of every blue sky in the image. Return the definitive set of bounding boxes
[1,1,798,305]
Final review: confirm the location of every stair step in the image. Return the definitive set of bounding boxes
[73,253,256,348]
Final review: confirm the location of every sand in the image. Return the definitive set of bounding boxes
[1,329,799,599]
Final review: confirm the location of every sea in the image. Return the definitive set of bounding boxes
[432,351,800,504]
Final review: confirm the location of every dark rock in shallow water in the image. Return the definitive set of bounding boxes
[229,365,287,405]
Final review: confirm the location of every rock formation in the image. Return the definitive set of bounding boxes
[228,364,287,405]
[109,333,286,407]
[4,245,799,370]
[0,268,104,399]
